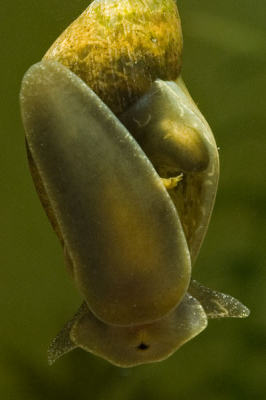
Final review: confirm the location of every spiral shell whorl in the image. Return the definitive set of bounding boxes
[44,0,183,114]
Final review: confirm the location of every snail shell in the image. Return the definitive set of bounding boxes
[43,0,182,114]
[20,0,249,367]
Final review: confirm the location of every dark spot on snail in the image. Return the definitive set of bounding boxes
[138,343,149,350]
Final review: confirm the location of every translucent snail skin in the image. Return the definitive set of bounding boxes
[20,0,249,367]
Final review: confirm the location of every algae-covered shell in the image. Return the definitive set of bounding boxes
[43,0,183,114]
[20,0,249,368]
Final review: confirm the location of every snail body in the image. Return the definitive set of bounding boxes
[20,0,249,367]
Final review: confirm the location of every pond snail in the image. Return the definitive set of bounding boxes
[20,0,249,367]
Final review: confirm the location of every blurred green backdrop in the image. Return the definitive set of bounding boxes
[1,0,266,398]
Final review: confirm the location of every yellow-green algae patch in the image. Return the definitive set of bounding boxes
[44,0,182,114]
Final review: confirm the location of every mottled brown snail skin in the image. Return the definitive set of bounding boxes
[43,0,182,114]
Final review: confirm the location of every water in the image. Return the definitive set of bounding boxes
[1,0,266,398]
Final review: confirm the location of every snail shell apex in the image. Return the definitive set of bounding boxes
[43,0,182,114]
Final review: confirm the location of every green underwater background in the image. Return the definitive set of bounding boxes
[1,0,266,398]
